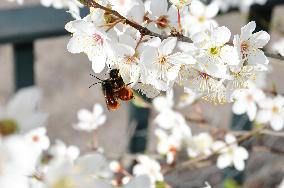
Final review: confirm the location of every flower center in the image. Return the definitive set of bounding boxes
[228,147,234,156]
[159,56,168,65]
[93,33,104,46]
[246,94,254,102]
[272,106,279,114]
[241,42,249,53]
[199,72,210,80]
[0,119,18,136]
[198,16,205,23]
[52,177,75,188]
[209,47,220,56]
[124,56,137,64]
[156,16,169,29]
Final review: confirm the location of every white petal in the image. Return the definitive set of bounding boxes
[91,54,106,73]
[232,100,247,115]
[256,110,272,123]
[270,115,284,131]
[213,26,231,46]
[225,134,237,144]
[248,50,268,65]
[78,109,93,122]
[235,147,249,160]
[247,102,257,121]
[217,154,232,169]
[233,159,245,171]
[204,2,219,18]
[190,0,205,17]
[159,37,177,55]
[241,21,256,41]
[251,31,270,48]
[150,0,168,17]
[168,52,196,65]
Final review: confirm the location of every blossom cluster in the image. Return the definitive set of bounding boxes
[232,82,284,131]
[153,91,249,171]
[65,0,270,104]
[0,88,146,188]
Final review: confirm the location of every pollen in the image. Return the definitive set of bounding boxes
[159,56,168,65]
[209,47,220,55]
[272,106,280,114]
[0,119,18,136]
[241,42,249,53]
[198,16,205,23]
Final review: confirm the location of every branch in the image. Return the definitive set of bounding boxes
[164,128,260,173]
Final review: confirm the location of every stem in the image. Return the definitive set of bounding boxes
[177,9,182,33]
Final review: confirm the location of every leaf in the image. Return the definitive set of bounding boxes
[156,181,167,188]
[131,91,152,108]
[224,179,242,188]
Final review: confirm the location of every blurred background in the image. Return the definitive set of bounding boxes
[0,1,284,187]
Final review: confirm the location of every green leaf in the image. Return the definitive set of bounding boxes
[156,181,166,188]
[131,91,151,108]
[224,179,242,188]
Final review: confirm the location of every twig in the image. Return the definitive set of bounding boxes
[167,127,261,172]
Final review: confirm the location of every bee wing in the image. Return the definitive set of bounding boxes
[115,86,134,101]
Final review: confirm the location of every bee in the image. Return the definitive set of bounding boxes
[89,69,134,111]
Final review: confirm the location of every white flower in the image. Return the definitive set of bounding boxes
[141,37,195,91]
[187,132,213,158]
[155,129,179,164]
[216,134,249,171]
[0,87,47,135]
[0,135,41,176]
[256,96,284,131]
[48,140,80,164]
[65,19,115,73]
[182,0,219,36]
[233,21,270,69]
[232,84,265,121]
[155,109,187,130]
[203,182,212,188]
[169,0,192,8]
[133,155,163,185]
[146,0,177,34]
[272,38,284,57]
[112,33,142,85]
[192,26,240,79]
[278,179,284,188]
[74,104,106,132]
[24,127,50,151]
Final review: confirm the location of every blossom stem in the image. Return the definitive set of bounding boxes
[177,9,182,33]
